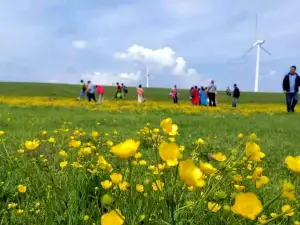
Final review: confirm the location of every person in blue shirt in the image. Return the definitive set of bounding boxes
[282,66,300,112]
[86,81,96,102]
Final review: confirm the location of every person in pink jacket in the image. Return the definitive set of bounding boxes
[96,85,105,103]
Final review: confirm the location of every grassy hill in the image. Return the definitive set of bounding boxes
[0,82,285,104]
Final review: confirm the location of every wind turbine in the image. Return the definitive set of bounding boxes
[145,67,150,88]
[243,14,271,92]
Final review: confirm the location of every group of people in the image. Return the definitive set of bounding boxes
[78,80,105,103]
[78,79,240,108]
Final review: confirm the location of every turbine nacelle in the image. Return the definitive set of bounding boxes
[252,40,265,47]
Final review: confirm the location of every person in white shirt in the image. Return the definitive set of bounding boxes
[207,80,217,107]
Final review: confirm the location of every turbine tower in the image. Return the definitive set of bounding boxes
[243,14,271,92]
[145,67,150,88]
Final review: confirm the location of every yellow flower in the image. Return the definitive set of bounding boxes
[25,140,39,150]
[92,131,99,138]
[134,152,142,159]
[160,118,178,136]
[72,162,83,168]
[282,181,295,201]
[234,184,245,191]
[252,167,269,189]
[17,184,27,193]
[207,202,221,213]
[139,160,147,165]
[48,137,55,143]
[285,156,300,173]
[199,161,217,175]
[159,142,180,166]
[111,139,140,159]
[233,175,243,182]
[41,130,47,135]
[196,138,205,145]
[101,180,113,190]
[60,161,68,168]
[245,142,265,162]
[59,150,68,158]
[270,213,278,218]
[0,131,5,136]
[152,180,164,191]
[136,184,144,192]
[231,192,263,220]
[281,204,294,216]
[118,181,129,191]
[35,202,40,207]
[17,209,24,215]
[69,139,81,148]
[211,152,227,162]
[179,160,205,188]
[110,173,123,184]
[8,203,17,209]
[258,215,267,224]
[237,133,244,139]
[294,221,300,225]
[101,209,125,225]
[179,145,185,152]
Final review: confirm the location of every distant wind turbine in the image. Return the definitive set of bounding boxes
[145,67,150,88]
[243,14,271,92]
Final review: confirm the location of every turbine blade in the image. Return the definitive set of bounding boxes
[255,13,258,40]
[242,46,255,58]
[261,46,271,55]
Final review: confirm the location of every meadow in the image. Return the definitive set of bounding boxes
[0,82,299,225]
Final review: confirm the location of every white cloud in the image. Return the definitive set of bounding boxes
[114,44,199,77]
[81,71,141,86]
[72,40,88,49]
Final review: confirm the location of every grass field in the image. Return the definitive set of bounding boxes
[0,82,299,225]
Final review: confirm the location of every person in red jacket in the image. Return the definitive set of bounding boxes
[191,86,200,105]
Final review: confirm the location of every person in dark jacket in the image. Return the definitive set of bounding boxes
[232,84,240,107]
[282,66,300,112]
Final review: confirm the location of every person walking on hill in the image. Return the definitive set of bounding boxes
[115,82,122,99]
[200,87,207,106]
[282,65,300,112]
[137,84,144,103]
[191,86,200,105]
[232,84,240,107]
[208,80,217,107]
[87,81,96,102]
[171,85,178,104]
[96,85,105,103]
[78,80,86,100]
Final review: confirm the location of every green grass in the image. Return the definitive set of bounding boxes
[0,82,286,104]
[0,82,299,225]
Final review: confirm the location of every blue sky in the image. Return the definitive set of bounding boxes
[1,0,300,91]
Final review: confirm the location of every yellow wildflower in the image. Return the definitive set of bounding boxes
[101,209,125,225]
[17,184,27,193]
[211,152,227,162]
[59,150,68,158]
[231,192,263,220]
[152,180,164,191]
[69,139,81,148]
[48,137,55,143]
[25,140,39,150]
[282,181,295,201]
[101,180,113,190]
[281,204,294,216]
[179,160,205,188]
[160,118,178,136]
[17,209,24,215]
[136,184,144,192]
[159,142,180,166]
[118,181,129,191]
[199,161,217,175]
[245,142,265,162]
[60,161,68,168]
[285,156,300,173]
[111,139,140,159]
[207,202,221,213]
[110,173,123,184]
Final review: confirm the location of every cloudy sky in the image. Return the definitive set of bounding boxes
[1,0,300,91]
